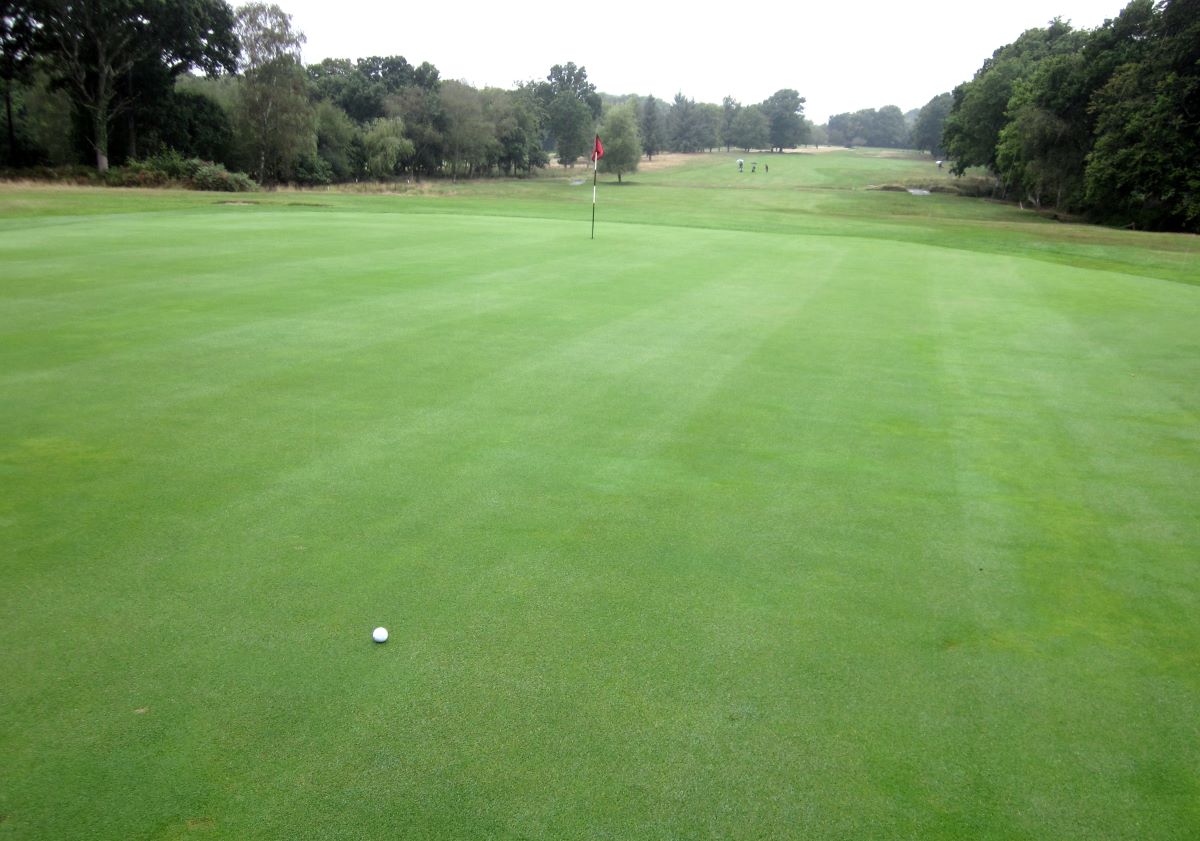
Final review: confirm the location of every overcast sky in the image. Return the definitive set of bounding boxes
[273,0,1126,123]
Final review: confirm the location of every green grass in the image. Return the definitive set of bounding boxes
[2,149,1199,840]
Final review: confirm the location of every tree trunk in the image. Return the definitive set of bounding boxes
[126,71,137,160]
[94,109,109,173]
[4,87,15,164]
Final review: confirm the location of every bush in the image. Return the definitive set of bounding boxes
[103,161,170,187]
[293,154,333,187]
[0,152,257,193]
[0,164,98,184]
[141,150,203,180]
[190,161,256,193]
[100,154,256,192]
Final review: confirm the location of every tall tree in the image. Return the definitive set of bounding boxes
[912,92,952,156]
[482,86,544,175]
[313,99,359,180]
[698,102,723,151]
[308,58,384,124]
[942,19,1084,175]
[668,92,707,152]
[871,105,908,148]
[639,94,663,160]
[547,93,591,164]
[729,104,769,151]
[362,116,412,179]
[598,103,640,182]
[1085,0,1200,230]
[386,79,442,177]
[234,2,312,184]
[538,62,599,166]
[357,55,414,94]
[440,80,493,179]
[995,53,1093,208]
[1,1,36,163]
[31,0,238,171]
[761,89,807,151]
[720,96,739,151]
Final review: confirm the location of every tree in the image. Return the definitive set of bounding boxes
[548,93,591,165]
[720,96,739,151]
[234,2,312,184]
[1085,0,1200,230]
[871,105,908,148]
[539,62,599,166]
[729,104,769,151]
[313,100,359,180]
[1,1,36,164]
[668,92,707,152]
[761,89,807,151]
[995,54,1093,208]
[440,80,493,179]
[484,85,545,175]
[639,94,664,160]
[358,55,414,94]
[144,88,234,164]
[826,111,862,146]
[31,0,239,172]
[824,107,908,148]
[386,81,442,177]
[308,58,384,124]
[698,102,723,151]
[544,61,600,118]
[942,19,1084,175]
[598,103,640,182]
[361,116,413,179]
[808,121,828,147]
[912,92,952,156]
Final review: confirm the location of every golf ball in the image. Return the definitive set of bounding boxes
[372,627,389,643]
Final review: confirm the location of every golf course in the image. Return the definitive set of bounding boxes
[2,149,1198,839]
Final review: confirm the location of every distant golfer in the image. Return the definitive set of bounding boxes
[737,159,744,172]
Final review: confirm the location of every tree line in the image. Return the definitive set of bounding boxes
[933,0,1198,232]
[0,1,814,186]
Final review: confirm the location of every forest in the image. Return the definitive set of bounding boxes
[1,0,1196,231]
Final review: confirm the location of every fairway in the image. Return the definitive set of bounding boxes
[2,152,1199,840]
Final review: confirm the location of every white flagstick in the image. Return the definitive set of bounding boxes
[591,145,598,240]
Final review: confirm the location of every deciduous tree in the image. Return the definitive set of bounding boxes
[761,89,807,151]
[598,103,640,182]
[729,104,769,151]
[31,0,238,171]
[234,2,312,184]
[912,92,952,156]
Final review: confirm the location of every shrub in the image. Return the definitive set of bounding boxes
[293,154,333,187]
[190,161,256,192]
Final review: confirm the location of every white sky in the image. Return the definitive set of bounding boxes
[273,0,1125,123]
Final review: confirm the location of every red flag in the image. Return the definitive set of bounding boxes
[592,135,604,161]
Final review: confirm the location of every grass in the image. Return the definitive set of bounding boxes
[1,149,1199,840]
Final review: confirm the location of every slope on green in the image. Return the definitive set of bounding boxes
[1,151,1198,840]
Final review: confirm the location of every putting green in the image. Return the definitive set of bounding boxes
[2,158,1198,839]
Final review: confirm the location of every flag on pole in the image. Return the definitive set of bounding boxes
[591,135,603,239]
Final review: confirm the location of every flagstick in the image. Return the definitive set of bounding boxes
[591,154,598,240]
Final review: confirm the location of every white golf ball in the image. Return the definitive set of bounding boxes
[372,627,389,643]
